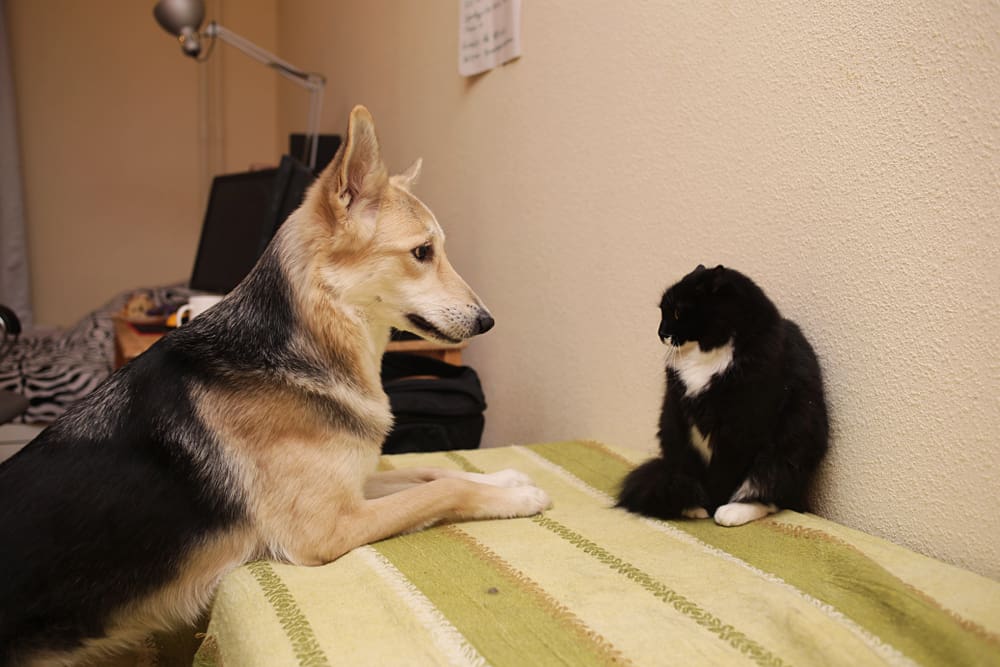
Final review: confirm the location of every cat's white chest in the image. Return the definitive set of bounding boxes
[667,339,735,396]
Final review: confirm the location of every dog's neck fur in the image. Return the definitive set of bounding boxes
[278,209,390,389]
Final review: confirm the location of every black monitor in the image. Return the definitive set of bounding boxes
[289,133,341,173]
[189,156,315,295]
[259,155,315,256]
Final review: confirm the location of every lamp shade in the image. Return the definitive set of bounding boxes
[153,0,205,56]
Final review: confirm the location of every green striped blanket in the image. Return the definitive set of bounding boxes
[190,441,1000,666]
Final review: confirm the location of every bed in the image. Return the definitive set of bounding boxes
[155,440,1000,667]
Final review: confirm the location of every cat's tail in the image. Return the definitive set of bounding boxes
[617,457,710,520]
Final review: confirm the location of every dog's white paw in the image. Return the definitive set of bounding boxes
[481,468,535,488]
[681,507,710,519]
[501,485,552,517]
[713,502,775,527]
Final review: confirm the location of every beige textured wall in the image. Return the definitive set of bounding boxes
[6,1,997,579]
[276,1,999,578]
[6,0,280,326]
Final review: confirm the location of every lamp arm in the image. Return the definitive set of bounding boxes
[206,23,324,90]
[206,22,326,170]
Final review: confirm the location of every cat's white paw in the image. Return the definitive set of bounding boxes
[681,507,710,519]
[713,502,776,527]
[480,468,535,488]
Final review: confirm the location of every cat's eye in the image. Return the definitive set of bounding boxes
[411,244,433,262]
[673,308,680,320]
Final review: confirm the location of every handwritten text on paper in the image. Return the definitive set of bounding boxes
[459,0,522,77]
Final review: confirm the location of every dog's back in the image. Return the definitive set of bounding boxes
[0,105,550,665]
[0,240,319,663]
[0,327,248,663]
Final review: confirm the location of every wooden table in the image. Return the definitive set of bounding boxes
[113,318,467,369]
[382,337,467,366]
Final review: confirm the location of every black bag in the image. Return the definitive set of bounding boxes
[380,352,486,454]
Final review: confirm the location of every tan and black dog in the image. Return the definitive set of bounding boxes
[0,106,550,666]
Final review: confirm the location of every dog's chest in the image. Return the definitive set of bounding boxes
[310,383,394,444]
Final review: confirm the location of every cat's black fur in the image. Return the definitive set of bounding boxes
[617,265,829,525]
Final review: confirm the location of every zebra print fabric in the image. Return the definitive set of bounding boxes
[0,285,191,423]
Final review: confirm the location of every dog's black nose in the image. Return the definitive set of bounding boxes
[476,310,495,334]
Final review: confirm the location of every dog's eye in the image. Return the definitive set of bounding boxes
[674,308,680,320]
[411,244,433,262]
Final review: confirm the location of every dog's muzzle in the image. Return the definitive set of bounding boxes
[406,307,494,343]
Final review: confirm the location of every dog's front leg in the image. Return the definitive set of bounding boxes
[314,478,551,563]
[363,467,536,498]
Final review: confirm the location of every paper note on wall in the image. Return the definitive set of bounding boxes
[459,0,522,77]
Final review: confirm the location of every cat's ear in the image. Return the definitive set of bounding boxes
[710,267,733,294]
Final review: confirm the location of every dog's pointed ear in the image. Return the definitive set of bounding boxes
[325,105,388,219]
[390,158,422,192]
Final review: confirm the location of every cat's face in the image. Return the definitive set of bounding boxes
[658,265,747,351]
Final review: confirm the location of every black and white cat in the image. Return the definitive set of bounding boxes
[618,265,829,527]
